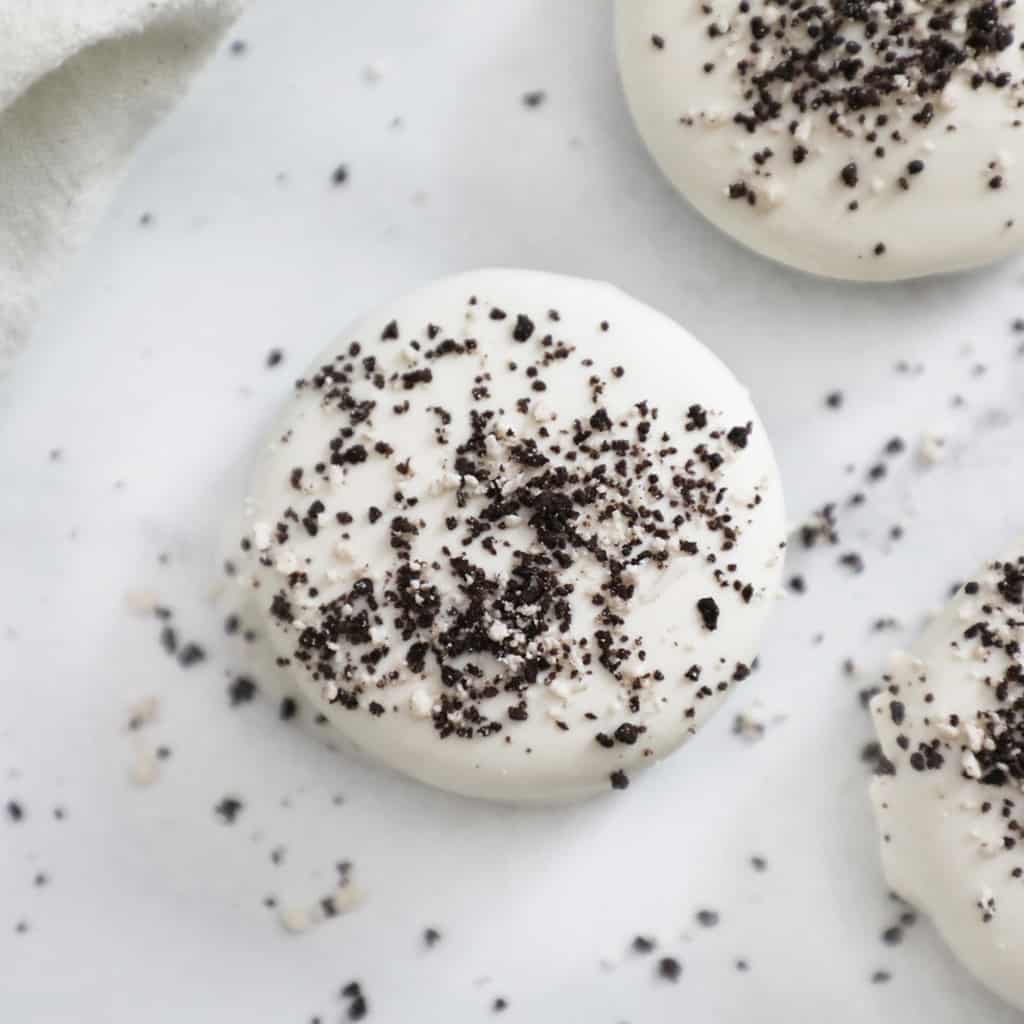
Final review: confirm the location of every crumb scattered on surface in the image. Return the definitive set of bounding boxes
[214,796,244,824]
[695,909,720,928]
[657,956,682,982]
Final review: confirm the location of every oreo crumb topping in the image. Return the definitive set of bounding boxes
[876,556,1024,858]
[243,293,776,759]
[697,596,721,631]
[661,0,1021,203]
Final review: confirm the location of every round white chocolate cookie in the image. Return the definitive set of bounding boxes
[617,0,1024,280]
[871,543,1024,1010]
[241,269,785,802]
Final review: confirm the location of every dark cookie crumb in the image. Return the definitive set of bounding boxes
[228,676,258,706]
[657,956,682,982]
[341,981,368,1021]
[214,796,244,825]
[697,597,720,631]
[177,643,206,668]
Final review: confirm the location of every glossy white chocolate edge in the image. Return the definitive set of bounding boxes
[238,269,786,802]
[617,0,1024,281]
[871,541,1024,1009]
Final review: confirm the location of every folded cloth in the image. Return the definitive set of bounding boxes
[0,0,242,371]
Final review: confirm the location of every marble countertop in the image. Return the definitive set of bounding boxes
[3,1,1024,1021]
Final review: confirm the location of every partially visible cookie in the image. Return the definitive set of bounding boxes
[617,0,1024,279]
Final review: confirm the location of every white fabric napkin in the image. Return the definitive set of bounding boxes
[0,0,242,371]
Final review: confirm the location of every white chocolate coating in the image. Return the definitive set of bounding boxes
[871,542,1024,1010]
[617,0,1024,280]
[240,270,785,802]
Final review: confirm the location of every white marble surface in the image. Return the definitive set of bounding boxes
[2,1,1024,1021]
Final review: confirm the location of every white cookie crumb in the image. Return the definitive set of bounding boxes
[252,521,272,550]
[129,750,160,787]
[918,432,946,465]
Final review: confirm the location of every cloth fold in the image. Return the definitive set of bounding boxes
[0,0,242,371]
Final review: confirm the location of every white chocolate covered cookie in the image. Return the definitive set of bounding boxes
[872,543,1024,1010]
[617,0,1024,280]
[240,269,785,802]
